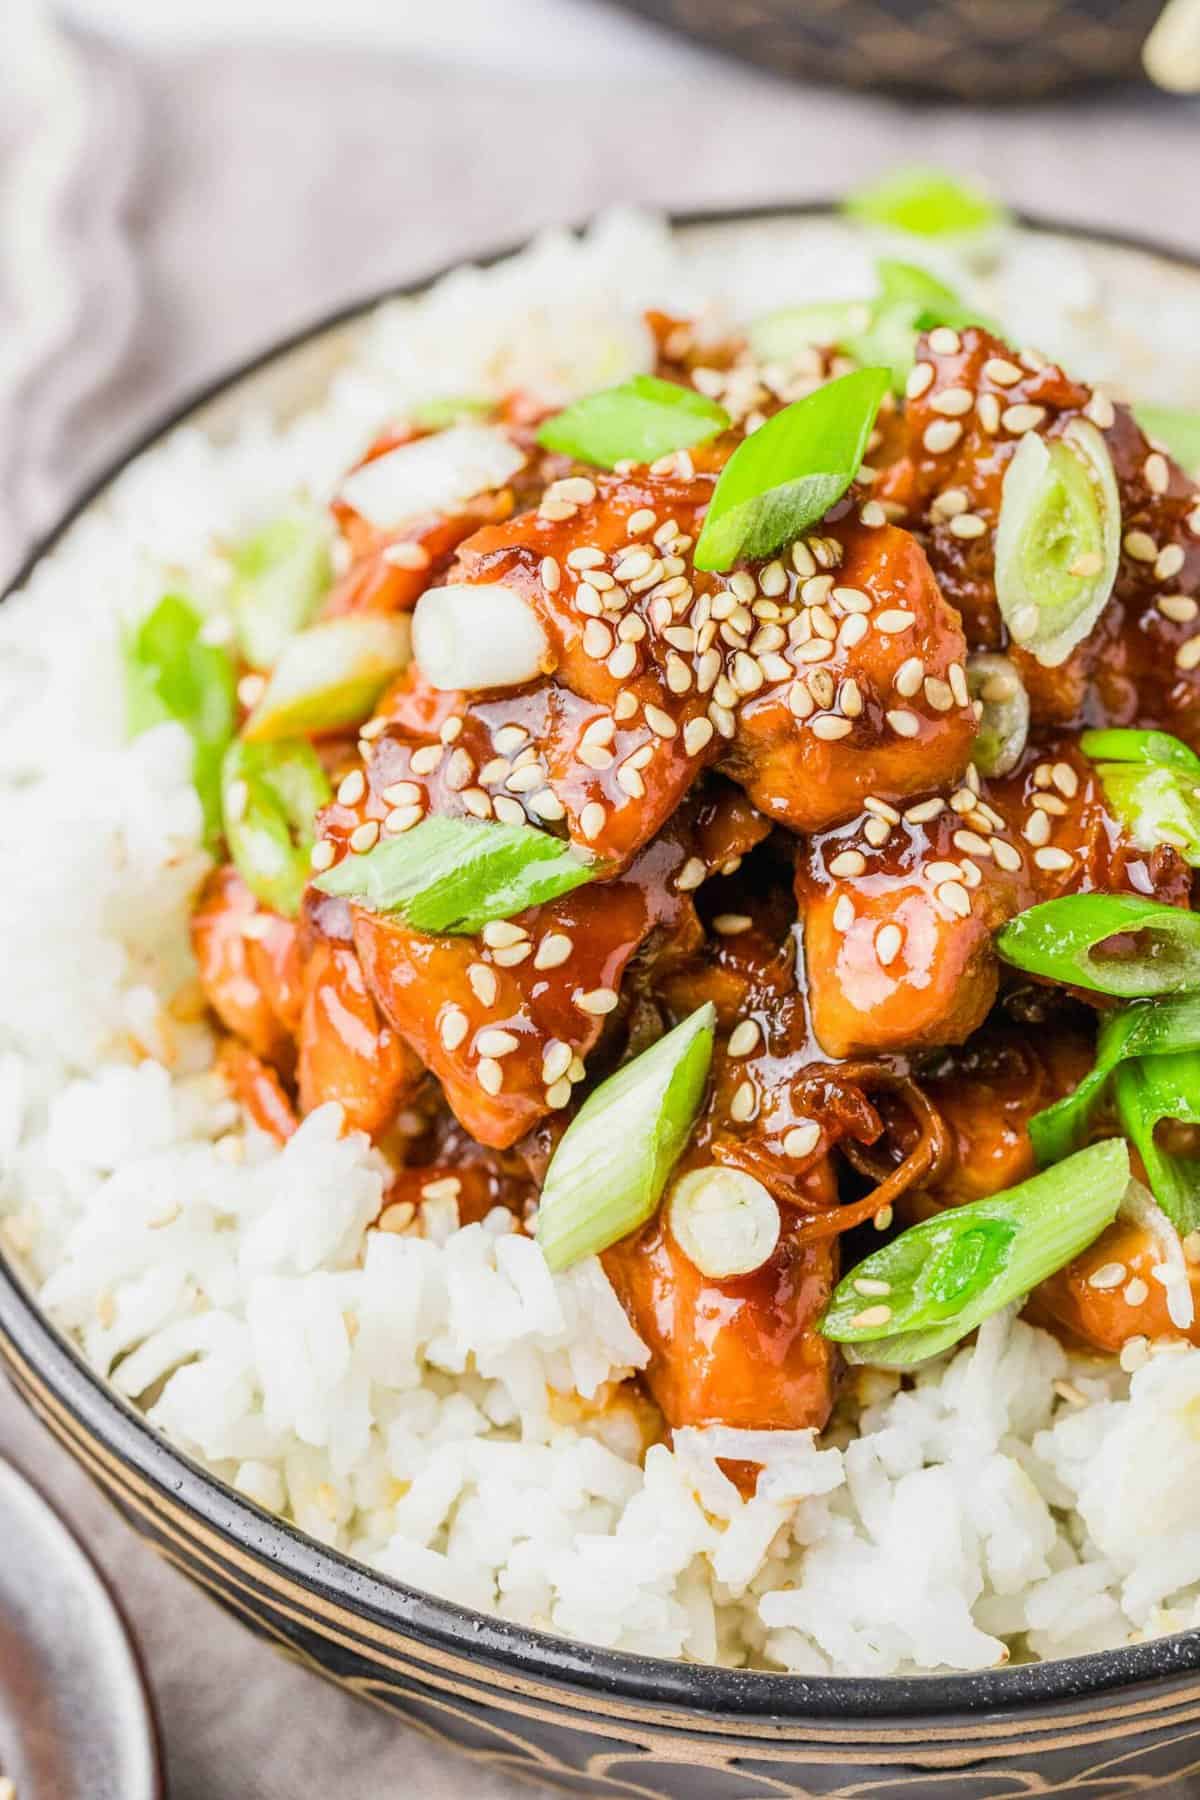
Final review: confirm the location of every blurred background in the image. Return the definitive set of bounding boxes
[1,1,1198,1794]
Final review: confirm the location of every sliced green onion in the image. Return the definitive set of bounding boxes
[536,375,730,471]
[314,813,594,933]
[996,894,1200,998]
[536,1004,716,1272]
[994,418,1120,668]
[747,300,873,365]
[1081,728,1200,777]
[1079,727,1200,863]
[693,368,889,573]
[842,260,997,392]
[407,395,495,430]
[1030,993,1200,1166]
[1114,1051,1200,1237]
[1136,404,1200,476]
[229,511,332,672]
[243,615,411,742]
[121,593,236,848]
[222,737,331,916]
[820,1138,1129,1367]
[967,653,1029,777]
[667,1166,780,1279]
[843,167,1006,239]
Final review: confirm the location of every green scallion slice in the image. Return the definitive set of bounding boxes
[1081,728,1200,865]
[994,418,1120,668]
[229,511,332,672]
[843,167,1006,238]
[314,813,595,934]
[967,653,1029,777]
[243,614,411,742]
[819,1137,1129,1367]
[536,375,730,471]
[1029,993,1200,1166]
[222,737,331,917]
[693,367,889,573]
[536,1004,716,1272]
[1114,1050,1200,1236]
[747,300,873,365]
[1136,404,1200,475]
[408,395,495,430]
[996,893,1200,998]
[121,593,236,849]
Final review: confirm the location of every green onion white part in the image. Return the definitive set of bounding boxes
[667,1166,780,1279]
[337,424,526,530]
[243,614,411,741]
[1083,727,1200,865]
[1114,1050,1200,1240]
[819,1138,1131,1368]
[412,583,548,692]
[967,653,1029,777]
[994,418,1120,667]
[536,1005,716,1273]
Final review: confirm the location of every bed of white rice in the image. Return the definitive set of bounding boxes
[5,209,1200,1678]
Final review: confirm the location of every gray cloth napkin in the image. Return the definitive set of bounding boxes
[2,14,1199,1797]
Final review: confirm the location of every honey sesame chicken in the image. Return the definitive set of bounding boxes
[189,286,1200,1445]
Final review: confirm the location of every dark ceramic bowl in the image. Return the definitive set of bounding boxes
[611,0,1165,100]
[7,207,1200,1800]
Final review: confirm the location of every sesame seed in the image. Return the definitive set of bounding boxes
[539,498,577,523]
[863,817,890,847]
[1052,761,1079,798]
[1124,1277,1150,1307]
[787,679,815,719]
[1145,452,1170,495]
[492,796,526,827]
[933,488,970,519]
[506,762,545,794]
[983,356,1023,386]
[1085,391,1116,429]
[728,1020,761,1058]
[1088,1261,1127,1291]
[874,1205,894,1231]
[608,643,638,680]
[904,798,944,824]
[708,702,736,740]
[337,769,366,807]
[928,326,961,355]
[310,838,336,871]
[439,1007,469,1051]
[949,513,987,540]
[541,1042,573,1088]
[410,744,443,776]
[936,880,972,917]
[876,609,916,635]
[1157,544,1186,581]
[381,780,420,807]
[614,548,653,583]
[875,924,903,966]
[894,656,924,698]
[684,716,715,756]
[482,920,527,950]
[1032,793,1068,816]
[492,943,531,968]
[833,895,855,932]
[1124,529,1158,563]
[477,1058,504,1095]
[575,987,619,1016]
[349,820,380,854]
[953,829,991,858]
[714,913,753,936]
[829,849,866,878]
[992,838,1022,872]
[1001,403,1047,434]
[1023,809,1052,847]
[674,856,706,895]
[384,804,423,835]
[1034,846,1074,872]
[887,709,920,738]
[644,703,677,738]
[906,361,935,399]
[494,724,528,755]
[1176,635,1200,672]
[534,933,574,971]
[811,714,853,741]
[378,1200,416,1234]
[783,1120,820,1159]
[1160,594,1199,623]
[860,500,886,528]
[759,559,788,596]
[461,788,492,819]
[730,1080,756,1123]
[541,555,561,591]
[930,386,974,417]
[439,716,464,746]
[809,669,835,708]
[841,678,864,719]
[923,419,963,455]
[850,1304,893,1328]
[627,507,657,534]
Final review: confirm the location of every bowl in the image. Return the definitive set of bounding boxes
[609,0,1166,100]
[6,206,1200,1800]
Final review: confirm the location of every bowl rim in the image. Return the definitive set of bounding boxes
[6,198,1200,1725]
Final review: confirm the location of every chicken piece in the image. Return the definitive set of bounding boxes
[722,519,976,830]
[1033,1222,1200,1352]
[798,736,1192,1059]
[216,1040,298,1144]
[297,898,423,1138]
[191,866,302,1069]
[603,1210,838,1433]
[325,426,519,617]
[351,826,701,1150]
[876,325,1200,737]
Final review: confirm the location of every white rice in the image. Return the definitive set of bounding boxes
[5,209,1200,1677]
